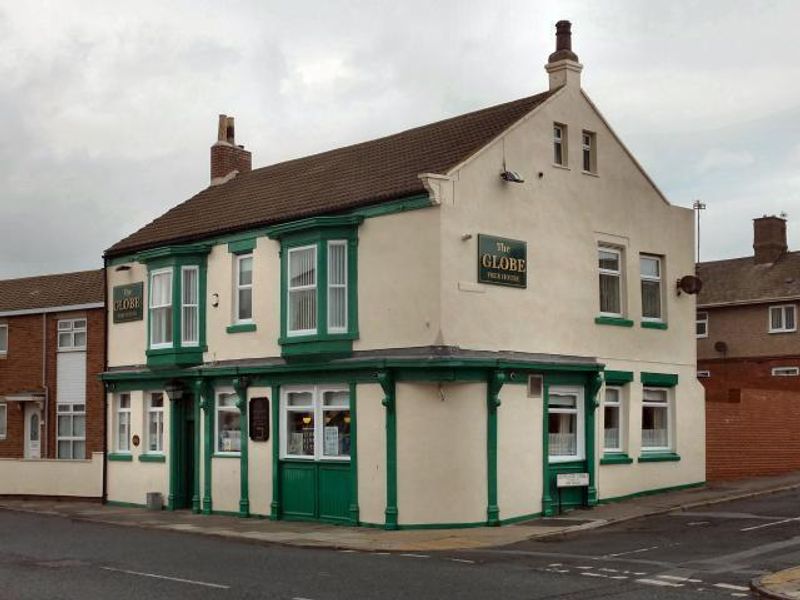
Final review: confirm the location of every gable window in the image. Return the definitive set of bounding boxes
[640,256,663,321]
[769,304,796,334]
[598,246,623,316]
[235,254,253,323]
[150,269,173,348]
[181,266,199,346]
[288,245,318,335]
[0,403,6,439]
[772,366,799,377]
[281,385,351,460]
[146,392,165,453]
[603,387,623,452]
[57,403,85,459]
[641,388,670,451]
[582,130,596,173]
[216,391,241,454]
[553,123,567,166]
[58,319,86,351]
[696,311,708,338]
[0,324,6,355]
[115,393,131,453]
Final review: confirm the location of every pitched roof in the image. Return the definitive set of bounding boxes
[107,90,555,256]
[697,251,800,307]
[0,269,104,313]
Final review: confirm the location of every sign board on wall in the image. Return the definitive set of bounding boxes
[112,283,144,323]
[249,397,270,442]
[478,234,527,288]
[556,472,589,488]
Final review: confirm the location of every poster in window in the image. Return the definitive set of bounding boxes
[324,426,339,456]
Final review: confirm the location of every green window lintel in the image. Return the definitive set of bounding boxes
[641,321,668,330]
[638,452,681,463]
[108,453,133,462]
[228,238,256,254]
[604,370,634,386]
[226,323,257,334]
[600,453,633,465]
[139,454,167,463]
[595,316,634,327]
[641,372,679,387]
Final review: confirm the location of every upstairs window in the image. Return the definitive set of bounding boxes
[0,323,7,354]
[598,246,623,317]
[149,269,173,348]
[57,319,87,351]
[327,241,348,333]
[553,123,567,166]
[769,304,796,334]
[235,254,254,323]
[288,245,318,335]
[640,256,663,321]
[582,130,597,173]
[696,312,709,338]
[181,266,199,346]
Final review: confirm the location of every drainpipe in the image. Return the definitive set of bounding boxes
[102,259,109,503]
[42,312,49,458]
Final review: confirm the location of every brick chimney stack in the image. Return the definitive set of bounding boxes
[545,20,583,91]
[753,215,788,264]
[210,114,252,186]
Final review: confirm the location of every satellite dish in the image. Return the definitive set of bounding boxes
[677,275,703,295]
[714,341,728,354]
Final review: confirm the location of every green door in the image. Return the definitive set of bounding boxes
[280,461,352,523]
[546,385,589,512]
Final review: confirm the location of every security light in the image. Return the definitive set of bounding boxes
[500,170,525,183]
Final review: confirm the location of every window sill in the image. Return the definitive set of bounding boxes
[108,453,133,462]
[638,452,681,463]
[279,333,358,358]
[552,163,570,170]
[226,323,257,334]
[642,321,668,330]
[213,453,241,459]
[146,346,206,368]
[600,453,633,465]
[582,170,599,177]
[595,316,634,328]
[548,457,586,465]
[138,454,166,463]
[768,329,797,335]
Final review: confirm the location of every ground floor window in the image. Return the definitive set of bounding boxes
[641,388,670,450]
[216,391,241,454]
[146,392,165,453]
[115,393,131,452]
[0,403,5,439]
[281,385,351,460]
[57,403,86,459]
[603,387,623,452]
[548,387,584,461]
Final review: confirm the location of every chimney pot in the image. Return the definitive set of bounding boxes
[753,215,788,264]
[548,20,579,63]
[217,114,227,142]
[545,20,582,90]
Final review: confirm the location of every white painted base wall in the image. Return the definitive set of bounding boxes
[0,452,103,497]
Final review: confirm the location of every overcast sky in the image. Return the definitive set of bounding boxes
[1,0,799,278]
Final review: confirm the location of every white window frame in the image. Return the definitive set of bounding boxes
[772,366,800,377]
[57,318,87,352]
[547,385,585,463]
[553,123,567,166]
[582,130,597,173]
[235,253,254,324]
[768,304,797,334]
[603,386,623,453]
[287,244,318,337]
[0,323,7,355]
[598,246,624,317]
[280,384,351,462]
[696,311,709,338]
[115,393,132,453]
[327,240,348,334]
[56,402,86,460]
[640,255,663,322]
[181,265,199,346]
[149,268,173,349]
[146,392,165,454]
[0,403,6,439]
[696,370,711,379]
[641,387,672,452]
[215,389,241,455]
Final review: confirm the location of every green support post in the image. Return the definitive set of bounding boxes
[167,393,179,511]
[200,384,213,515]
[348,382,359,524]
[378,371,398,530]
[234,376,250,518]
[191,379,203,513]
[486,371,506,526]
[541,380,554,517]
[270,384,281,520]
[585,372,602,507]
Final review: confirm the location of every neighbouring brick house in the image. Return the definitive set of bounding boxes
[697,215,800,480]
[0,269,106,498]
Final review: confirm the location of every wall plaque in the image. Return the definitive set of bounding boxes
[249,397,270,442]
[113,282,144,323]
[478,234,527,288]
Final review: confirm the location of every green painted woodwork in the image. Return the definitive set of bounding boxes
[604,370,634,385]
[107,453,133,462]
[600,453,634,465]
[270,384,281,520]
[199,383,213,515]
[585,372,601,506]
[548,461,589,512]
[138,454,166,463]
[280,461,353,523]
[499,512,543,526]
[595,316,634,327]
[348,382,359,524]
[146,347,206,369]
[167,396,179,510]
[641,321,668,330]
[486,371,505,526]
[226,323,257,334]
[641,372,679,387]
[540,381,553,516]
[212,453,241,459]
[638,452,681,463]
[379,371,398,530]
[349,194,432,218]
[599,481,704,504]
[191,381,202,514]
[136,243,212,263]
[233,377,250,518]
[266,215,364,240]
[227,238,256,254]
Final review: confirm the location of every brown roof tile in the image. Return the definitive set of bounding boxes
[0,269,104,313]
[697,251,800,306]
[107,91,555,256]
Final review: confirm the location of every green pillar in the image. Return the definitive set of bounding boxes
[348,382,359,524]
[234,376,250,518]
[167,395,179,511]
[486,371,505,526]
[270,384,281,520]
[585,372,602,507]
[378,371,397,531]
[200,384,213,515]
[191,380,203,514]
[541,380,554,517]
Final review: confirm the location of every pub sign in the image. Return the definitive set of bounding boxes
[249,397,270,442]
[478,234,527,288]
[113,282,144,323]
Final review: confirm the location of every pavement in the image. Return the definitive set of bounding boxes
[2,471,800,554]
[753,567,800,599]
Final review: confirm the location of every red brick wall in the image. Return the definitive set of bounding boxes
[699,355,800,402]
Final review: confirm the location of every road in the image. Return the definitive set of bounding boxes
[3,489,800,599]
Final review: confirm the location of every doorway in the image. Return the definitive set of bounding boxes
[546,385,588,512]
[24,404,42,459]
[169,394,196,510]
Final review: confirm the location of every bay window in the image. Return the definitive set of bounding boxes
[640,255,663,321]
[598,246,623,316]
[327,241,347,333]
[288,245,318,335]
[548,387,584,462]
[216,391,241,454]
[181,266,199,346]
[149,269,173,348]
[281,385,351,460]
[115,393,131,453]
[146,392,165,453]
[603,387,623,452]
[641,388,670,451]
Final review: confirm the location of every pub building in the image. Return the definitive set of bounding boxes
[102,22,705,527]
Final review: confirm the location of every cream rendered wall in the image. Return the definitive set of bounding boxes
[0,453,103,497]
[107,261,148,367]
[497,383,541,520]
[106,390,169,506]
[212,457,240,513]
[247,386,272,516]
[396,383,486,525]
[356,383,386,525]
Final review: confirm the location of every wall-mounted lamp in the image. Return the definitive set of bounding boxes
[461,233,473,241]
[211,293,219,308]
[500,170,525,183]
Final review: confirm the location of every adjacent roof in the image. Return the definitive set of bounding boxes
[107,90,555,257]
[697,251,800,307]
[0,269,104,313]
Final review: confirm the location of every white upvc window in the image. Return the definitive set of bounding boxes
[149,269,173,348]
[281,385,351,461]
[115,393,131,453]
[696,311,709,338]
[553,123,567,166]
[603,387,623,453]
[697,370,711,379]
[769,304,796,334]
[181,266,199,346]
[641,388,671,451]
[0,323,7,354]
[598,246,623,317]
[772,366,800,377]
[235,254,254,323]
[327,241,348,333]
[287,245,317,336]
[57,403,86,459]
[0,403,6,439]
[548,386,585,462]
[57,319,87,351]
[582,130,597,173]
[640,255,663,321]
[216,390,241,454]
[146,392,165,453]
